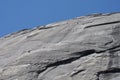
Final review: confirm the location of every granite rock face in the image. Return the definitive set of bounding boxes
[0,13,120,80]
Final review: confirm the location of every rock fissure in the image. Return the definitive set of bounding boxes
[85,20,120,29]
[70,69,85,77]
[33,49,97,79]
[96,44,120,53]
[36,49,95,73]
[96,67,120,80]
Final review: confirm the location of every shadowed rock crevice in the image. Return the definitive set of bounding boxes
[70,69,85,77]
[96,68,120,80]
[85,21,120,29]
[95,44,120,53]
[47,50,96,67]
[35,49,96,78]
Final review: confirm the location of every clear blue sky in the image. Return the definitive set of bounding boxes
[0,0,120,37]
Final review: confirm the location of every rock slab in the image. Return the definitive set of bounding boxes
[0,13,120,80]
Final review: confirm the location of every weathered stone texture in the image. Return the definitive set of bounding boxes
[0,13,120,80]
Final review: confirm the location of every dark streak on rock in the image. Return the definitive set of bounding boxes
[36,48,119,78]
[36,49,96,78]
[70,69,85,77]
[4,29,31,38]
[72,49,96,56]
[47,49,96,67]
[96,44,120,53]
[98,67,120,74]
[37,26,52,30]
[85,21,120,29]
[96,67,120,80]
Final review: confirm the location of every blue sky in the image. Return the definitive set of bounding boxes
[0,0,120,37]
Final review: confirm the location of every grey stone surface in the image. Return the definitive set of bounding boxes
[0,12,120,80]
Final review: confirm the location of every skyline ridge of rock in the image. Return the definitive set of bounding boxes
[1,12,120,38]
